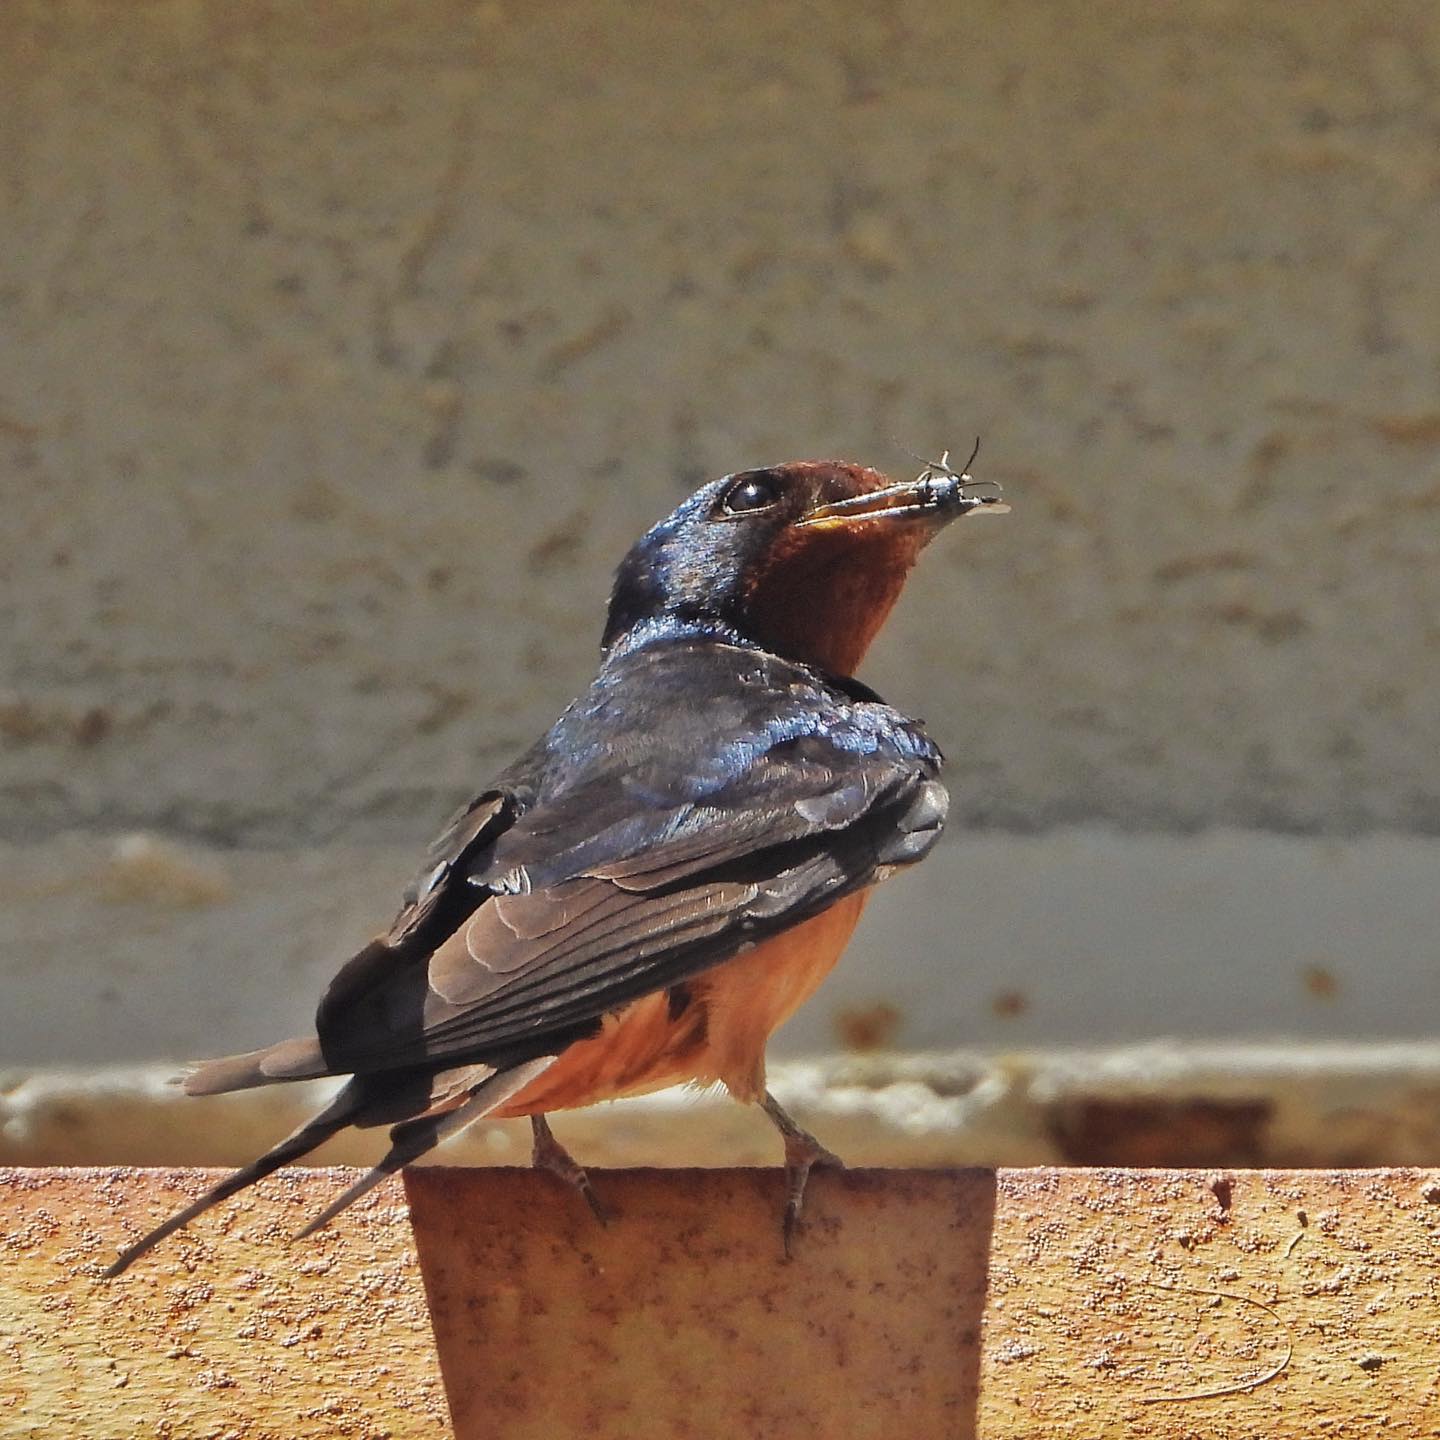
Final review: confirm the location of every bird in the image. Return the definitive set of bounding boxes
[103,452,1008,1277]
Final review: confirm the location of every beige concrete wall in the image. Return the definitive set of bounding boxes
[3,0,1440,1151]
[4,0,1438,843]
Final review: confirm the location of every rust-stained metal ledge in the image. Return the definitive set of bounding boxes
[5,1166,1440,1437]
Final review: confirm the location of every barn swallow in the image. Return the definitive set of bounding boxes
[104,453,1008,1276]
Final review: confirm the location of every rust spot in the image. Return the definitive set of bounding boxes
[833,1002,902,1053]
[1047,1098,1273,1167]
[1302,964,1339,999]
[471,457,527,485]
[1152,550,1257,584]
[1239,432,1290,510]
[0,700,114,746]
[1370,412,1440,447]
[1250,431,1290,470]
[415,685,469,736]
[527,517,587,574]
[74,707,111,746]
[291,479,343,522]
[990,989,1029,1020]
[539,304,631,378]
[0,700,49,743]
[1205,602,1308,643]
[1210,1175,1233,1213]
[0,412,41,441]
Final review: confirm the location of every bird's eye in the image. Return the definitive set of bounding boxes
[719,473,781,517]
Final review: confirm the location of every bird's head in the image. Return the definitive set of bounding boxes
[603,457,1008,676]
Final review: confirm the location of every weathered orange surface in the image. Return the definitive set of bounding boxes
[6,1166,1440,1438]
[409,1166,1440,1438]
[1,1167,448,1439]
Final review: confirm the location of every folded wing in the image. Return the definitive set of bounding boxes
[318,724,946,1075]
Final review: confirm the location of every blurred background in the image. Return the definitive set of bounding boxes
[3,0,1438,1171]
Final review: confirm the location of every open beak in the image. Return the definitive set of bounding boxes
[796,468,1010,530]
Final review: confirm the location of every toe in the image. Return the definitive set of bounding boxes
[581,1181,614,1226]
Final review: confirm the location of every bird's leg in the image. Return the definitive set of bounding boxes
[530,1113,611,1223]
[761,1090,845,1258]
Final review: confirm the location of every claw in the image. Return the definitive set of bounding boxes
[530,1114,612,1224]
[762,1091,843,1258]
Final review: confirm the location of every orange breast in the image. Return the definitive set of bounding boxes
[690,890,869,1102]
[497,891,870,1116]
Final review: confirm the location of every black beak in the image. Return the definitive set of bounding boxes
[797,467,1009,530]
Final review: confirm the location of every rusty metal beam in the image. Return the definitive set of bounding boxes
[5,1166,1439,1437]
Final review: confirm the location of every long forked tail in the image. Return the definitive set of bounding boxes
[103,1079,366,1277]
[292,1056,555,1240]
[103,1055,557,1278]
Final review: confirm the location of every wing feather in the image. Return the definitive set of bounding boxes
[315,643,945,1078]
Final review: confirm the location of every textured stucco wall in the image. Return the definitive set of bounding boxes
[4,0,1439,843]
[2,0,1440,1137]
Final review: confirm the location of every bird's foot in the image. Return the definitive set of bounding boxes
[530,1114,612,1223]
[761,1091,844,1258]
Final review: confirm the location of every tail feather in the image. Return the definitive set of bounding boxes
[293,1056,556,1240]
[182,1035,331,1096]
[105,1055,558,1277]
[103,1079,365,1277]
